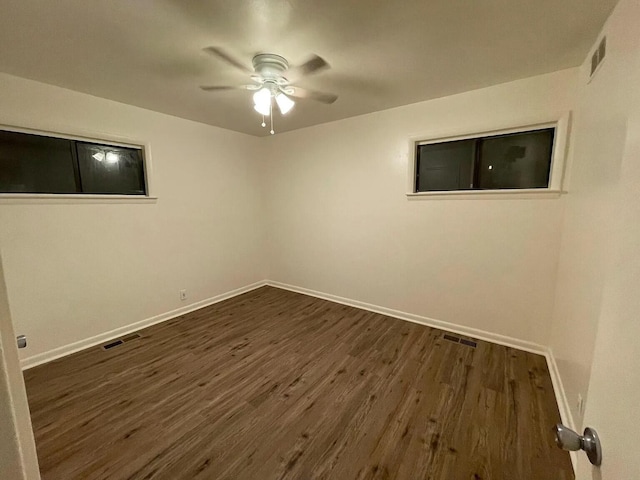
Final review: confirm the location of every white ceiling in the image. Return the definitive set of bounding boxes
[0,0,617,136]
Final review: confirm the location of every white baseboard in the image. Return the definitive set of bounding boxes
[266,280,547,356]
[20,280,267,370]
[545,347,578,471]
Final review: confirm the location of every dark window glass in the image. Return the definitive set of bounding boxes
[475,130,554,190]
[415,128,555,192]
[0,129,147,195]
[0,130,78,193]
[416,140,474,192]
[76,143,146,195]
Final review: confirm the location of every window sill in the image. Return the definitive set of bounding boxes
[406,189,565,200]
[0,194,158,205]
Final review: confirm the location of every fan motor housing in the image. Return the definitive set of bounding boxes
[252,53,289,79]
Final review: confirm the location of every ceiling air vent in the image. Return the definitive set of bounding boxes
[590,36,607,79]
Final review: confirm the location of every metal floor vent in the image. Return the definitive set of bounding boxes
[102,333,141,350]
[121,333,141,342]
[442,333,477,348]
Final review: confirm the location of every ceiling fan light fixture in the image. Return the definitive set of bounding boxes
[200,48,338,134]
[275,93,295,115]
[254,103,270,116]
[253,88,271,116]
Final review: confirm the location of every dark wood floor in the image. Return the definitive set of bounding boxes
[24,286,573,480]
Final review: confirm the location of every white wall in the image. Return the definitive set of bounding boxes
[549,0,638,430]
[0,73,266,364]
[263,69,577,347]
[569,2,640,478]
[579,40,640,478]
[0,252,40,479]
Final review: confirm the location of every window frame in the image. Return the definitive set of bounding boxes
[406,113,571,199]
[0,123,156,203]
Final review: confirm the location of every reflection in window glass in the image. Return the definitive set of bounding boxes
[475,130,554,190]
[415,127,555,192]
[76,143,146,195]
[416,140,474,192]
[0,130,78,193]
[0,129,147,195]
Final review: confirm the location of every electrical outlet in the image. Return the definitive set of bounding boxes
[180,289,187,301]
[577,394,585,415]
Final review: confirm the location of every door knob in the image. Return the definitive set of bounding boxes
[16,335,27,349]
[554,424,602,466]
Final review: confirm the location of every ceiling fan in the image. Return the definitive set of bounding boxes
[200,47,338,134]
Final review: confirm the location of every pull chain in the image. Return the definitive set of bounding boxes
[261,115,266,128]
[270,101,275,135]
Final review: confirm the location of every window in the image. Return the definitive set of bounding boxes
[414,128,555,193]
[0,129,147,195]
[75,142,146,195]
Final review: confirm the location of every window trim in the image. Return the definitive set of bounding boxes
[406,113,571,199]
[0,123,156,203]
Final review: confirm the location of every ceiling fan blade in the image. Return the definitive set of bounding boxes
[200,84,260,92]
[203,46,253,74]
[286,55,330,82]
[289,87,338,104]
[200,85,240,91]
